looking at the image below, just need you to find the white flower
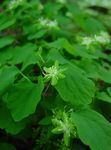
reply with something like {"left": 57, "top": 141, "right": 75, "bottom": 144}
{"left": 38, "top": 17, "right": 48, "bottom": 27}
{"left": 80, "top": 31, "right": 110, "bottom": 49}
{"left": 38, "top": 17, "right": 58, "bottom": 29}
{"left": 81, "top": 36, "right": 94, "bottom": 48}
{"left": 94, "top": 31, "right": 110, "bottom": 45}
{"left": 47, "top": 20, "right": 58, "bottom": 28}
{"left": 43, "top": 61, "right": 66, "bottom": 85}
{"left": 52, "top": 110, "right": 76, "bottom": 146}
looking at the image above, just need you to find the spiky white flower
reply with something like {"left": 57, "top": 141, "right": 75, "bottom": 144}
{"left": 38, "top": 17, "right": 48, "bottom": 27}
{"left": 81, "top": 36, "right": 94, "bottom": 48}
{"left": 94, "top": 31, "right": 110, "bottom": 45}
{"left": 52, "top": 110, "right": 76, "bottom": 146}
{"left": 47, "top": 20, "right": 58, "bottom": 28}
{"left": 43, "top": 61, "right": 66, "bottom": 85}
{"left": 38, "top": 17, "right": 58, "bottom": 29}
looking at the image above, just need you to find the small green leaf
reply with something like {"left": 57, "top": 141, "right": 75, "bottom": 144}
{"left": 96, "top": 91, "right": 111, "bottom": 103}
{"left": 28, "top": 29, "right": 47, "bottom": 40}
{"left": 49, "top": 38, "right": 78, "bottom": 56}
{"left": 39, "top": 116, "right": 52, "bottom": 125}
{"left": 98, "top": 67, "right": 111, "bottom": 83}
{"left": 0, "top": 66, "right": 19, "bottom": 96}
{"left": 0, "top": 17, "right": 16, "bottom": 31}
{"left": 0, "top": 36, "right": 14, "bottom": 49}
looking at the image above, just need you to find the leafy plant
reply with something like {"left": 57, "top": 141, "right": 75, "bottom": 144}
{"left": 0, "top": 0, "right": 111, "bottom": 149}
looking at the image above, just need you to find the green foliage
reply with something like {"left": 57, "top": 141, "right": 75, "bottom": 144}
{"left": 72, "top": 109, "right": 111, "bottom": 150}
{"left": 0, "top": 0, "right": 111, "bottom": 149}
{"left": 0, "top": 143, "right": 16, "bottom": 150}
{"left": 4, "top": 76, "right": 44, "bottom": 121}
{"left": 55, "top": 63, "right": 95, "bottom": 106}
{"left": 0, "top": 104, "right": 26, "bottom": 134}
{"left": 0, "top": 66, "right": 19, "bottom": 96}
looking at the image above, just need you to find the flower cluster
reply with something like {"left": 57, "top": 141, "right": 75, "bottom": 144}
{"left": 94, "top": 31, "right": 110, "bottom": 44}
{"left": 81, "top": 31, "right": 110, "bottom": 48}
{"left": 43, "top": 61, "right": 66, "bottom": 86}
{"left": 38, "top": 17, "right": 59, "bottom": 29}
{"left": 81, "top": 36, "right": 94, "bottom": 48}
{"left": 52, "top": 110, "right": 76, "bottom": 146}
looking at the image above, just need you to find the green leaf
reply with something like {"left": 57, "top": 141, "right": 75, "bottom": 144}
{"left": 0, "top": 17, "right": 16, "bottom": 31}
{"left": 55, "top": 63, "right": 95, "bottom": 106}
{"left": 28, "top": 29, "right": 47, "bottom": 40}
{"left": 0, "top": 66, "right": 19, "bottom": 96}
{"left": 0, "top": 36, "right": 14, "bottom": 49}
{"left": 0, "top": 43, "right": 38, "bottom": 68}
{"left": 4, "top": 76, "right": 44, "bottom": 121}
{"left": 71, "top": 109, "right": 111, "bottom": 150}
{"left": 73, "top": 44, "right": 98, "bottom": 59}
{"left": 39, "top": 116, "right": 52, "bottom": 125}
{"left": 107, "top": 87, "right": 111, "bottom": 96}
{"left": 84, "top": 17, "right": 106, "bottom": 34}
{"left": 79, "top": 62, "right": 111, "bottom": 83}
{"left": 49, "top": 39, "right": 97, "bottom": 59}
{"left": 47, "top": 48, "right": 67, "bottom": 64}
{"left": 44, "top": 2, "right": 62, "bottom": 16}
{"left": 96, "top": 91, "right": 111, "bottom": 103}
{"left": 0, "top": 105, "right": 26, "bottom": 134}
{"left": 98, "top": 67, "right": 111, "bottom": 83}
{"left": 49, "top": 38, "right": 78, "bottom": 56}
{"left": 68, "top": 4, "right": 105, "bottom": 33}
{"left": 9, "top": 43, "right": 37, "bottom": 64}
{"left": 0, "top": 143, "right": 16, "bottom": 150}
